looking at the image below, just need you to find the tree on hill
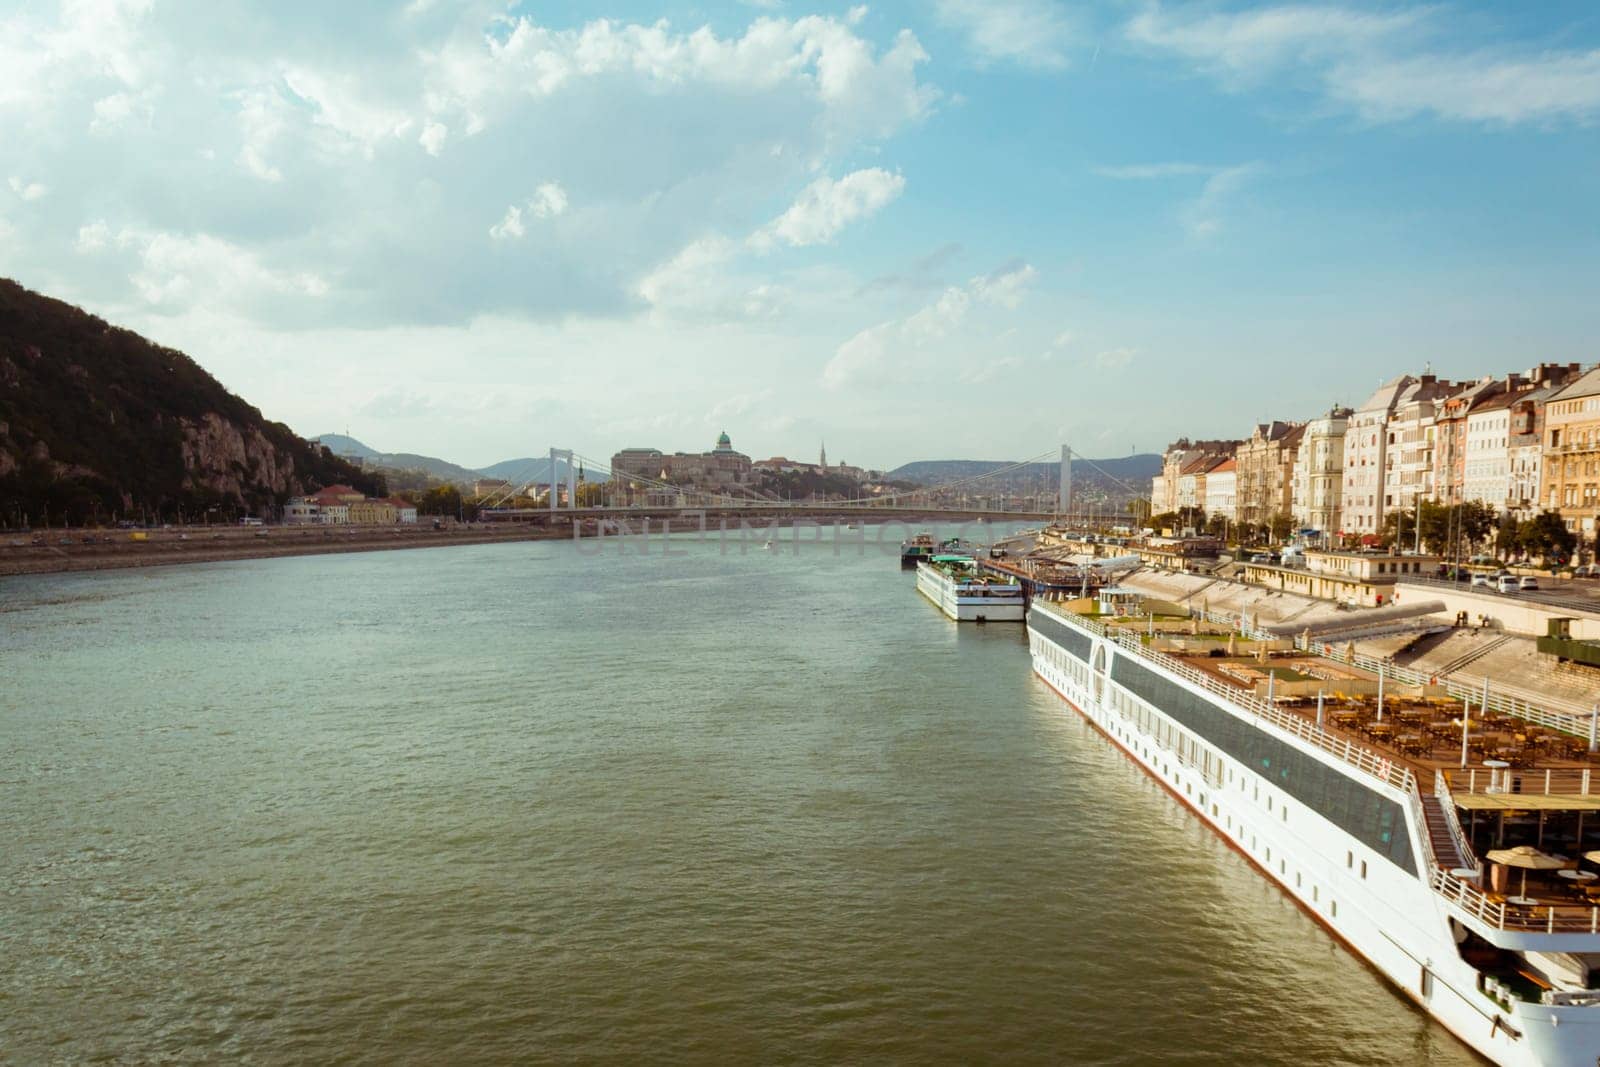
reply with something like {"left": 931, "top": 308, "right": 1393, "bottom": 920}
{"left": 0, "top": 279, "right": 380, "bottom": 526}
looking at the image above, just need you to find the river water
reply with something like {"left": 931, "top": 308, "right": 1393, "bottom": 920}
{"left": 1, "top": 529, "right": 1477, "bottom": 1064}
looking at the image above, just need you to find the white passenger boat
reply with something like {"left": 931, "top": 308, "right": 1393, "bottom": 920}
{"left": 916, "top": 555, "right": 1025, "bottom": 622}
{"left": 1027, "top": 600, "right": 1600, "bottom": 1065}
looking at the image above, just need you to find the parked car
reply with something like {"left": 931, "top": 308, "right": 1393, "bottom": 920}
{"left": 1575, "top": 564, "right": 1599, "bottom": 578}
{"left": 1497, "top": 574, "right": 1520, "bottom": 594}
{"left": 1471, "top": 573, "right": 1493, "bottom": 588}
{"left": 1519, "top": 575, "right": 1540, "bottom": 591}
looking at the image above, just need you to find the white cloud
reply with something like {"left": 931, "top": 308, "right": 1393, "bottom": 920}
{"left": 89, "top": 90, "right": 152, "bottom": 132}
{"left": 76, "top": 223, "right": 328, "bottom": 310}
{"left": 709, "top": 389, "right": 773, "bottom": 421}
{"left": 489, "top": 204, "right": 525, "bottom": 241}
{"left": 489, "top": 182, "right": 568, "bottom": 241}
{"left": 1181, "top": 163, "right": 1260, "bottom": 239}
{"left": 636, "top": 235, "right": 788, "bottom": 320}
{"left": 971, "top": 262, "right": 1037, "bottom": 309}
{"left": 421, "top": 13, "right": 937, "bottom": 142}
{"left": 1093, "top": 162, "right": 1213, "bottom": 180}
{"left": 755, "top": 167, "right": 905, "bottom": 248}
{"left": 936, "top": 0, "right": 1073, "bottom": 71}
{"left": 1127, "top": 5, "right": 1600, "bottom": 126}
{"left": 1125, "top": 5, "right": 1418, "bottom": 82}
{"left": 1094, "top": 160, "right": 1261, "bottom": 238}
{"left": 281, "top": 67, "right": 414, "bottom": 155}
{"left": 418, "top": 121, "right": 448, "bottom": 155}
{"left": 234, "top": 85, "right": 288, "bottom": 182}
{"left": 1094, "top": 347, "right": 1136, "bottom": 369}
{"left": 8, "top": 176, "right": 48, "bottom": 201}
{"left": 822, "top": 262, "right": 1036, "bottom": 389}
{"left": 75, "top": 219, "right": 112, "bottom": 251}
{"left": 528, "top": 182, "right": 568, "bottom": 219}
{"left": 1329, "top": 50, "right": 1600, "bottom": 125}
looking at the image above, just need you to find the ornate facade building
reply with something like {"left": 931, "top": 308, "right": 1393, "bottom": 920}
{"left": 1291, "top": 407, "right": 1350, "bottom": 535}
{"left": 610, "top": 432, "right": 753, "bottom": 494}
{"left": 1544, "top": 367, "right": 1600, "bottom": 541}
{"left": 1234, "top": 421, "right": 1304, "bottom": 528}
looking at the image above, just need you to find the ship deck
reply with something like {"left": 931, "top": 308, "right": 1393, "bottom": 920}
{"left": 1096, "top": 614, "right": 1600, "bottom": 914}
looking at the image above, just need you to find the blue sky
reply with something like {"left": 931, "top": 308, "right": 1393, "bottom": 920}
{"left": 2, "top": 1, "right": 1597, "bottom": 469}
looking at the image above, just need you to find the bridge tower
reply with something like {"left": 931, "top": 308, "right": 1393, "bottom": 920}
{"left": 549, "top": 448, "right": 576, "bottom": 512}
{"left": 1059, "top": 445, "right": 1071, "bottom": 518}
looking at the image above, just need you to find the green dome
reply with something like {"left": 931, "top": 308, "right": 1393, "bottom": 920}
{"left": 715, "top": 431, "right": 732, "bottom": 450}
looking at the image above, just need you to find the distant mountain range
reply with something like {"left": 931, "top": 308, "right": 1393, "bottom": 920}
{"left": 314, "top": 434, "right": 592, "bottom": 487}
{"left": 315, "top": 435, "right": 1160, "bottom": 499}
{"left": 886, "top": 455, "right": 1160, "bottom": 497}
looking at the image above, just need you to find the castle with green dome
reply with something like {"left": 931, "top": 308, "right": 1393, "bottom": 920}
{"left": 610, "top": 430, "right": 752, "bottom": 501}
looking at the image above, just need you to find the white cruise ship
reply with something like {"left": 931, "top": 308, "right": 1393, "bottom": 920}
{"left": 1027, "top": 599, "right": 1600, "bottom": 1065}
{"left": 915, "top": 555, "right": 1025, "bottom": 622}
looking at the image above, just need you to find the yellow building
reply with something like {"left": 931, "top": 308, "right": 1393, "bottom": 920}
{"left": 1543, "top": 367, "right": 1600, "bottom": 540}
{"left": 347, "top": 498, "right": 398, "bottom": 525}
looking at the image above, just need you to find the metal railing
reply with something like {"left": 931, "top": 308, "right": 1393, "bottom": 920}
{"left": 1430, "top": 867, "right": 1600, "bottom": 934}
{"left": 1444, "top": 766, "right": 1597, "bottom": 797}
{"left": 1304, "top": 637, "right": 1597, "bottom": 736}
{"left": 1405, "top": 776, "right": 1440, "bottom": 872}
{"left": 1035, "top": 605, "right": 1416, "bottom": 793}
{"left": 1434, "top": 771, "right": 1481, "bottom": 877}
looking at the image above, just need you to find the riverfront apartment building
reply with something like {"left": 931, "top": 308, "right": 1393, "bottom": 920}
{"left": 1291, "top": 408, "right": 1350, "bottom": 535}
{"left": 1151, "top": 361, "right": 1595, "bottom": 549}
{"left": 1235, "top": 421, "right": 1304, "bottom": 527}
{"left": 1544, "top": 366, "right": 1600, "bottom": 539}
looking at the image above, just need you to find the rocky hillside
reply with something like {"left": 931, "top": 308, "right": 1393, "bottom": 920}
{"left": 0, "top": 279, "right": 382, "bottom": 525}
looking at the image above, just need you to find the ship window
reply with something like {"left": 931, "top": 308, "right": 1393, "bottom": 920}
{"left": 1280, "top": 860, "right": 1286, "bottom": 875}
{"left": 1111, "top": 655, "right": 1418, "bottom": 876}
{"left": 1313, "top": 887, "right": 1319, "bottom": 902}
{"left": 1296, "top": 872, "right": 1302, "bottom": 889}
{"left": 1331, "top": 900, "right": 1338, "bottom": 918}
{"left": 1266, "top": 846, "right": 1271, "bottom": 862}
{"left": 1346, "top": 851, "right": 1352, "bottom": 868}
{"left": 1267, "top": 796, "right": 1273, "bottom": 811}
{"left": 1361, "top": 860, "right": 1367, "bottom": 879}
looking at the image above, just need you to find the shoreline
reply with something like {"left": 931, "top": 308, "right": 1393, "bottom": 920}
{"left": 1, "top": 514, "right": 983, "bottom": 578}
{"left": 0, "top": 524, "right": 569, "bottom": 578}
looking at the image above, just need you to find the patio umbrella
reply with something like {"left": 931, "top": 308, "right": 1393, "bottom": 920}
{"left": 1486, "top": 845, "right": 1567, "bottom": 899}
{"left": 1584, "top": 850, "right": 1600, "bottom": 865}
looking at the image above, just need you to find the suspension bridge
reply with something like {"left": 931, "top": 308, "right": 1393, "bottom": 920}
{"left": 471, "top": 445, "right": 1146, "bottom": 527}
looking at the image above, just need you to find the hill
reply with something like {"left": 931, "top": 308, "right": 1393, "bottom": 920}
{"left": 309, "top": 437, "right": 599, "bottom": 491}
{"left": 312, "top": 433, "right": 482, "bottom": 484}
{"left": 477, "top": 455, "right": 595, "bottom": 485}
{"left": 887, "top": 454, "right": 1160, "bottom": 505}
{"left": 0, "top": 279, "right": 382, "bottom": 525}
{"left": 886, "top": 454, "right": 1160, "bottom": 499}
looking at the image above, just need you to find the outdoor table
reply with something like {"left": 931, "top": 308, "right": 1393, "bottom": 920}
{"left": 1559, "top": 870, "right": 1598, "bottom": 883}
{"left": 1506, "top": 895, "right": 1539, "bottom": 906}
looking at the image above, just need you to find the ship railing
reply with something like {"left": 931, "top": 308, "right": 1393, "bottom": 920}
{"left": 1042, "top": 607, "right": 1416, "bottom": 794}
{"left": 1442, "top": 766, "right": 1600, "bottom": 797}
{"left": 1429, "top": 867, "right": 1600, "bottom": 934}
{"left": 1404, "top": 776, "right": 1441, "bottom": 873}
{"left": 1434, "top": 771, "right": 1482, "bottom": 879}
{"left": 1305, "top": 637, "right": 1596, "bottom": 733}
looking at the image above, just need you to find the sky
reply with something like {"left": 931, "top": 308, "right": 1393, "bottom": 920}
{"left": 2, "top": 0, "right": 1598, "bottom": 471}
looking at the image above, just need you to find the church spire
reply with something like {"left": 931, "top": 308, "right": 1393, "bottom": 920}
{"left": 819, "top": 440, "right": 827, "bottom": 468}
